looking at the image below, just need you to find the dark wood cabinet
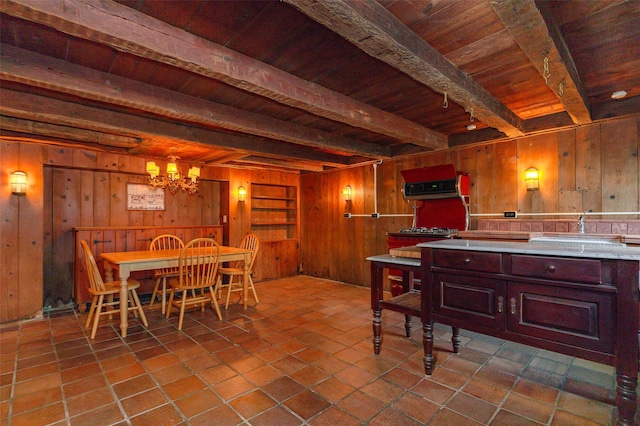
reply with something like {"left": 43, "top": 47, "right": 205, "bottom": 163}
{"left": 422, "top": 242, "right": 639, "bottom": 425}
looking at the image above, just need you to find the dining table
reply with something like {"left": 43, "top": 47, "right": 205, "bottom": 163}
{"left": 100, "top": 246, "right": 252, "bottom": 337}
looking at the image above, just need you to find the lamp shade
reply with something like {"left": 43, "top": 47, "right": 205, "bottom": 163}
{"left": 525, "top": 167, "right": 539, "bottom": 190}
{"left": 166, "top": 161, "right": 178, "bottom": 175}
{"left": 342, "top": 185, "right": 352, "bottom": 201}
{"left": 10, "top": 171, "right": 27, "bottom": 194}
{"left": 238, "top": 186, "right": 247, "bottom": 201}
{"left": 146, "top": 161, "right": 158, "bottom": 177}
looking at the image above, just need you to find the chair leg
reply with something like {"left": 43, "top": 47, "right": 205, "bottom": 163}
{"left": 91, "top": 295, "right": 105, "bottom": 339}
{"left": 224, "top": 275, "right": 238, "bottom": 309}
{"left": 128, "top": 289, "right": 139, "bottom": 319}
{"left": 177, "top": 294, "right": 187, "bottom": 330}
{"left": 166, "top": 289, "right": 175, "bottom": 319}
{"left": 248, "top": 275, "right": 259, "bottom": 304}
{"left": 214, "top": 275, "right": 223, "bottom": 299}
{"left": 130, "top": 289, "right": 148, "bottom": 327}
{"left": 149, "top": 276, "right": 162, "bottom": 308}
{"left": 208, "top": 285, "right": 222, "bottom": 320}
{"left": 85, "top": 296, "right": 98, "bottom": 329}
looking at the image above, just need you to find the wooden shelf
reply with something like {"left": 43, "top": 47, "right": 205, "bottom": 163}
{"left": 251, "top": 183, "right": 298, "bottom": 241}
{"left": 251, "top": 195, "right": 296, "bottom": 201}
{"left": 252, "top": 222, "right": 297, "bottom": 226}
{"left": 252, "top": 206, "right": 297, "bottom": 210}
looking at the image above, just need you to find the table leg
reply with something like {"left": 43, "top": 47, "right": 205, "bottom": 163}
{"left": 373, "top": 308, "right": 382, "bottom": 354}
{"left": 104, "top": 260, "right": 131, "bottom": 338}
{"left": 370, "top": 262, "right": 384, "bottom": 354}
{"left": 423, "top": 320, "right": 435, "bottom": 375}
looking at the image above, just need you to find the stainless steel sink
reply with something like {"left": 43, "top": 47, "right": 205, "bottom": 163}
{"left": 529, "top": 236, "right": 627, "bottom": 247}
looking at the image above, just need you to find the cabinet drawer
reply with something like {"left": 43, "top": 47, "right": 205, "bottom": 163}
{"left": 433, "top": 250, "right": 502, "bottom": 273}
{"left": 511, "top": 255, "right": 601, "bottom": 284}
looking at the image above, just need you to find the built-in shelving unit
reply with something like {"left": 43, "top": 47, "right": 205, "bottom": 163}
{"left": 251, "top": 183, "right": 298, "bottom": 241}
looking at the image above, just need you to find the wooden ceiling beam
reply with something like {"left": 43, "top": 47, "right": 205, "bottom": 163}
{"left": 0, "top": 46, "right": 389, "bottom": 160}
{"left": 285, "top": 0, "right": 525, "bottom": 138}
{"left": 0, "top": 115, "right": 140, "bottom": 148}
{"left": 491, "top": 0, "right": 591, "bottom": 124}
{"left": 0, "top": 88, "right": 354, "bottom": 167}
{"left": 232, "top": 156, "right": 325, "bottom": 173}
{"left": 1, "top": 0, "right": 446, "bottom": 150}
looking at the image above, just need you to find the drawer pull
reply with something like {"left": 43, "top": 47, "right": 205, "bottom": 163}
{"left": 547, "top": 265, "right": 556, "bottom": 272}
{"left": 498, "top": 296, "right": 504, "bottom": 313}
{"left": 510, "top": 298, "right": 516, "bottom": 315}
{"left": 464, "top": 258, "right": 471, "bottom": 264}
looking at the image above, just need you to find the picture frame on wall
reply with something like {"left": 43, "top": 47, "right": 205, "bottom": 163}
{"left": 126, "top": 183, "right": 165, "bottom": 211}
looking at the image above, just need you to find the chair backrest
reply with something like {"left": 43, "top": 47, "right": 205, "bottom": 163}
{"left": 241, "top": 233, "right": 260, "bottom": 271}
{"left": 80, "top": 240, "right": 107, "bottom": 292}
{"left": 150, "top": 234, "right": 184, "bottom": 274}
{"left": 228, "top": 233, "right": 260, "bottom": 270}
{"left": 178, "top": 238, "right": 220, "bottom": 289}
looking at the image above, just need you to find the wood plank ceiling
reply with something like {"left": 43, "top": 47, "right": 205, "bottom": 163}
{"left": 1, "top": 0, "right": 639, "bottom": 173}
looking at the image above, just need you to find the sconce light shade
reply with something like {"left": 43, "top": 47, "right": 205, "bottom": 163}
{"left": 342, "top": 185, "right": 352, "bottom": 201}
{"left": 238, "top": 185, "right": 247, "bottom": 202}
{"left": 10, "top": 171, "right": 27, "bottom": 195}
{"left": 525, "top": 167, "right": 539, "bottom": 191}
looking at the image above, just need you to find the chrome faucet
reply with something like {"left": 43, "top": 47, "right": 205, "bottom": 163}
{"left": 578, "top": 214, "right": 585, "bottom": 234}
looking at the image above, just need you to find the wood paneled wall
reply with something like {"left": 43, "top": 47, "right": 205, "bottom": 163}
{"left": 0, "top": 142, "right": 300, "bottom": 322}
{"left": 301, "top": 116, "right": 640, "bottom": 289}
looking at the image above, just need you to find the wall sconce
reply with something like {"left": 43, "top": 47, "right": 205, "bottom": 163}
{"left": 10, "top": 171, "right": 27, "bottom": 195}
{"left": 525, "top": 167, "right": 539, "bottom": 191}
{"left": 238, "top": 186, "right": 247, "bottom": 202}
{"left": 342, "top": 185, "right": 352, "bottom": 201}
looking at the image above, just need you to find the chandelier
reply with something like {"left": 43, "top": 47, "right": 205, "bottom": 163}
{"left": 146, "top": 151, "right": 200, "bottom": 195}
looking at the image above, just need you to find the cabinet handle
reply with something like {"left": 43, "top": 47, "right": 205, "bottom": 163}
{"left": 547, "top": 264, "right": 556, "bottom": 272}
{"left": 498, "top": 296, "right": 504, "bottom": 313}
{"left": 464, "top": 258, "right": 471, "bottom": 264}
{"left": 510, "top": 298, "right": 516, "bottom": 315}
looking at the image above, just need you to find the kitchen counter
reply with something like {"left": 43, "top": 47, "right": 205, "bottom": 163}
{"left": 417, "top": 238, "right": 640, "bottom": 260}
{"left": 418, "top": 238, "right": 640, "bottom": 425}
{"left": 456, "top": 230, "right": 640, "bottom": 246}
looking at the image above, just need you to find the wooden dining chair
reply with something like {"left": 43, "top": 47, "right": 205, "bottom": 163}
{"left": 166, "top": 238, "right": 222, "bottom": 330}
{"left": 149, "top": 234, "right": 184, "bottom": 313}
{"left": 216, "top": 233, "right": 260, "bottom": 309}
{"left": 80, "top": 240, "right": 148, "bottom": 339}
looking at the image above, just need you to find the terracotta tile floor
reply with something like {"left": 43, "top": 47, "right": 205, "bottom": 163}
{"left": 1, "top": 276, "right": 637, "bottom": 425}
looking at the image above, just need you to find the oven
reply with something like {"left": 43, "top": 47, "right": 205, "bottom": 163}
{"left": 387, "top": 164, "right": 470, "bottom": 294}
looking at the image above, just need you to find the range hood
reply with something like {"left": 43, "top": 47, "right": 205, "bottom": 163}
{"left": 401, "top": 164, "right": 470, "bottom": 200}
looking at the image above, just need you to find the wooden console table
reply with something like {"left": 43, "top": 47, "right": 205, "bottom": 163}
{"left": 367, "top": 254, "right": 460, "bottom": 356}
{"left": 419, "top": 239, "right": 640, "bottom": 426}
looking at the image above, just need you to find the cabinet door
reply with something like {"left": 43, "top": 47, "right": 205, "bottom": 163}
{"left": 433, "top": 273, "right": 505, "bottom": 329}
{"left": 254, "top": 239, "right": 300, "bottom": 282}
{"left": 507, "top": 282, "right": 615, "bottom": 354}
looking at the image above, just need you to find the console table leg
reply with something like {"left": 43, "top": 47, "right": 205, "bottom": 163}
{"left": 451, "top": 327, "right": 461, "bottom": 353}
{"left": 615, "top": 373, "right": 637, "bottom": 425}
{"left": 423, "top": 321, "right": 434, "bottom": 375}
{"left": 404, "top": 314, "right": 412, "bottom": 337}
{"left": 373, "top": 308, "right": 382, "bottom": 355}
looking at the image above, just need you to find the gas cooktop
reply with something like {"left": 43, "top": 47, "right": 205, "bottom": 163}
{"left": 397, "top": 227, "right": 458, "bottom": 235}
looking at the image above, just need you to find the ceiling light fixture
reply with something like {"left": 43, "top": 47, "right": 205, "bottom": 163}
{"left": 611, "top": 90, "right": 627, "bottom": 100}
{"left": 146, "top": 149, "right": 200, "bottom": 194}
